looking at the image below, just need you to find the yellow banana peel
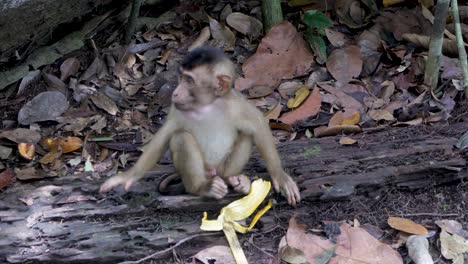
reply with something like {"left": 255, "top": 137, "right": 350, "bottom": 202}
{"left": 200, "top": 179, "right": 273, "bottom": 264}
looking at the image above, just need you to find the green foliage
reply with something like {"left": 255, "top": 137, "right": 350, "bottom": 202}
{"left": 302, "top": 10, "right": 331, "bottom": 63}
{"left": 306, "top": 30, "right": 327, "bottom": 64}
{"left": 303, "top": 10, "right": 332, "bottom": 29}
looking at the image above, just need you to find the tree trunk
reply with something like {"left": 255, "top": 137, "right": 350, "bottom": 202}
{"left": 0, "top": 0, "right": 120, "bottom": 62}
{"left": 0, "top": 122, "right": 466, "bottom": 263}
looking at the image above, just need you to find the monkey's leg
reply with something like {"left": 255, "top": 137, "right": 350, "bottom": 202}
{"left": 170, "top": 132, "right": 228, "bottom": 199}
{"left": 223, "top": 134, "right": 253, "bottom": 194}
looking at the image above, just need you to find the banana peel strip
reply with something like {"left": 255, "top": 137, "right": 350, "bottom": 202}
{"left": 200, "top": 179, "right": 273, "bottom": 264}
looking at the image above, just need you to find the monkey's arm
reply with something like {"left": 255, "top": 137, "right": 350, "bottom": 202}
{"left": 236, "top": 100, "right": 301, "bottom": 206}
{"left": 100, "top": 111, "right": 178, "bottom": 193}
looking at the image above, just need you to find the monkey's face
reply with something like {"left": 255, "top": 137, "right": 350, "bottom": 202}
{"left": 172, "top": 67, "right": 218, "bottom": 111}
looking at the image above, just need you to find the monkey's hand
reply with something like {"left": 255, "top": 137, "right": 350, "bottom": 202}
{"left": 99, "top": 172, "right": 140, "bottom": 193}
{"left": 272, "top": 172, "right": 301, "bottom": 206}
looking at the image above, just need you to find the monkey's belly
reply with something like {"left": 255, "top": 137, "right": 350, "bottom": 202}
{"left": 192, "top": 127, "right": 236, "bottom": 167}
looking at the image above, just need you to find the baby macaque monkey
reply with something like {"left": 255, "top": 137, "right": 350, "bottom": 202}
{"left": 100, "top": 46, "right": 301, "bottom": 206}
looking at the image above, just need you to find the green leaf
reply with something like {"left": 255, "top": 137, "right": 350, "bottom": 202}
{"left": 288, "top": 0, "right": 317, "bottom": 7}
{"left": 303, "top": 10, "right": 332, "bottom": 29}
{"left": 306, "top": 31, "right": 327, "bottom": 64}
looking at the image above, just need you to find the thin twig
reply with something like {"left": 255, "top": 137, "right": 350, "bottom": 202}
{"left": 118, "top": 232, "right": 217, "bottom": 264}
{"left": 246, "top": 238, "right": 275, "bottom": 258}
{"left": 400, "top": 213, "right": 459, "bottom": 217}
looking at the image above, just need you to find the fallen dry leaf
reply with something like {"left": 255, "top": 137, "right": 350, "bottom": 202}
{"left": 387, "top": 217, "right": 428, "bottom": 235}
{"left": 0, "top": 128, "right": 41, "bottom": 144}
{"left": 280, "top": 86, "right": 321, "bottom": 125}
{"left": 339, "top": 137, "right": 357, "bottom": 145}
{"left": 18, "top": 143, "right": 35, "bottom": 160}
{"left": 42, "top": 72, "right": 67, "bottom": 94}
{"left": 440, "top": 230, "right": 468, "bottom": 264}
{"left": 330, "top": 223, "right": 403, "bottom": 263}
{"left": 369, "top": 109, "right": 395, "bottom": 121}
{"left": 15, "top": 167, "right": 48, "bottom": 180}
{"left": 280, "top": 217, "right": 335, "bottom": 263}
{"left": 226, "top": 12, "right": 262, "bottom": 39}
{"left": 0, "top": 145, "right": 12, "bottom": 159}
{"left": 319, "top": 83, "right": 363, "bottom": 111}
{"left": 188, "top": 27, "right": 211, "bottom": 51}
{"left": 193, "top": 245, "right": 236, "bottom": 264}
{"left": 326, "top": 45, "right": 363, "bottom": 83}
{"left": 286, "top": 85, "right": 310, "bottom": 109}
{"left": 90, "top": 92, "right": 119, "bottom": 115}
{"left": 278, "top": 81, "right": 303, "bottom": 99}
{"left": 0, "top": 168, "right": 14, "bottom": 189}
{"left": 17, "top": 70, "right": 41, "bottom": 96}
{"left": 265, "top": 102, "right": 282, "bottom": 120}
{"left": 209, "top": 16, "right": 236, "bottom": 51}
{"left": 235, "top": 21, "right": 314, "bottom": 91}
{"left": 246, "top": 85, "right": 274, "bottom": 98}
{"left": 44, "top": 137, "right": 83, "bottom": 153}
{"left": 39, "top": 150, "right": 62, "bottom": 165}
{"left": 329, "top": 110, "right": 360, "bottom": 126}
{"left": 436, "top": 220, "right": 468, "bottom": 240}
{"left": 325, "top": 28, "right": 349, "bottom": 48}
{"left": 18, "top": 91, "right": 69, "bottom": 125}
{"left": 314, "top": 125, "right": 362, "bottom": 137}
{"left": 60, "top": 57, "right": 80, "bottom": 80}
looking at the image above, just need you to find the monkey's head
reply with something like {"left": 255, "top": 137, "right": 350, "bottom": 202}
{"left": 172, "top": 46, "right": 235, "bottom": 111}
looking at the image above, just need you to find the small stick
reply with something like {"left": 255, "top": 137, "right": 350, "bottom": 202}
{"left": 125, "top": 0, "right": 143, "bottom": 44}
{"left": 118, "top": 233, "right": 216, "bottom": 264}
{"left": 401, "top": 213, "right": 459, "bottom": 217}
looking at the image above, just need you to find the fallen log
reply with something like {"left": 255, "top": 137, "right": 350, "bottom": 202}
{"left": 0, "top": 123, "right": 466, "bottom": 263}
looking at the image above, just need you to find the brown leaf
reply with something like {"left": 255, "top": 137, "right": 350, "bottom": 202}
{"left": 368, "top": 109, "right": 395, "bottom": 121}
{"left": 280, "top": 217, "right": 335, "bottom": 263}
{"left": 42, "top": 72, "right": 67, "bottom": 94}
{"left": 330, "top": 223, "right": 403, "bottom": 263}
{"left": 319, "top": 83, "right": 363, "bottom": 110}
{"left": 18, "top": 91, "right": 69, "bottom": 125}
{"left": 339, "top": 136, "right": 357, "bottom": 145}
{"left": 193, "top": 245, "right": 236, "bottom": 264}
{"left": 265, "top": 103, "right": 282, "bottom": 120}
{"left": 209, "top": 16, "right": 236, "bottom": 51}
{"left": 235, "top": 21, "right": 314, "bottom": 91}
{"left": 314, "top": 125, "right": 362, "bottom": 137}
{"left": 226, "top": 12, "right": 263, "bottom": 38}
{"left": 18, "top": 143, "right": 35, "bottom": 160}
{"left": 39, "top": 150, "right": 62, "bottom": 165}
{"left": 0, "top": 128, "right": 41, "bottom": 144}
{"left": 17, "top": 70, "right": 41, "bottom": 96}
{"left": 387, "top": 217, "right": 429, "bottom": 235}
{"left": 325, "top": 28, "right": 349, "bottom": 47}
{"left": 15, "top": 167, "right": 48, "bottom": 180}
{"left": 188, "top": 27, "right": 211, "bottom": 51}
{"left": 157, "top": 49, "right": 173, "bottom": 65}
{"left": 279, "top": 86, "right": 321, "bottom": 125}
{"left": 0, "top": 168, "right": 14, "bottom": 189}
{"left": 90, "top": 92, "right": 119, "bottom": 115}
{"left": 60, "top": 57, "right": 80, "bottom": 81}
{"left": 278, "top": 81, "right": 303, "bottom": 99}
{"left": 286, "top": 85, "right": 310, "bottom": 108}
{"left": 326, "top": 45, "right": 363, "bottom": 82}
{"left": 43, "top": 137, "right": 83, "bottom": 153}
{"left": 246, "top": 86, "right": 274, "bottom": 98}
{"left": 329, "top": 110, "right": 360, "bottom": 126}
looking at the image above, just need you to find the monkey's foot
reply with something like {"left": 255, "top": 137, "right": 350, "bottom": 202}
{"left": 203, "top": 176, "right": 228, "bottom": 199}
{"left": 228, "top": 174, "right": 251, "bottom": 194}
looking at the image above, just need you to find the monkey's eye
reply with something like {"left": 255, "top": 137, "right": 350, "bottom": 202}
{"left": 185, "top": 76, "right": 195, "bottom": 84}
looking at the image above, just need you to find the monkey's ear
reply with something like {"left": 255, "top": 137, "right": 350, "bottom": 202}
{"left": 215, "top": 75, "right": 232, "bottom": 96}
